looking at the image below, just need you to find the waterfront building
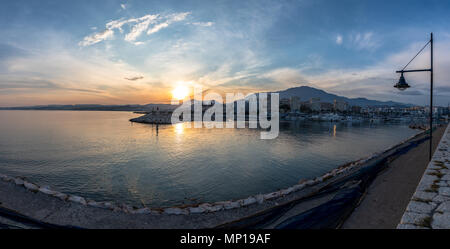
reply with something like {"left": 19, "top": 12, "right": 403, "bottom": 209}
{"left": 290, "top": 96, "right": 301, "bottom": 112}
{"left": 334, "top": 100, "right": 349, "bottom": 112}
{"left": 310, "top": 98, "right": 321, "bottom": 112}
{"left": 351, "top": 106, "right": 362, "bottom": 114}
{"left": 320, "top": 102, "right": 334, "bottom": 112}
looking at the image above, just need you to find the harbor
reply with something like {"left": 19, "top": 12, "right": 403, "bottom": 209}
{"left": 0, "top": 123, "right": 447, "bottom": 228}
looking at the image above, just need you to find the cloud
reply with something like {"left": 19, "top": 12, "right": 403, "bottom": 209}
{"left": 80, "top": 12, "right": 191, "bottom": 46}
{"left": 349, "top": 32, "right": 380, "bottom": 51}
{"left": 78, "top": 29, "right": 114, "bottom": 47}
{"left": 147, "top": 12, "right": 190, "bottom": 35}
{"left": 191, "top": 22, "right": 214, "bottom": 27}
{"left": 125, "top": 76, "right": 144, "bottom": 81}
{"left": 121, "top": 4, "right": 127, "bottom": 10}
{"left": 125, "top": 15, "right": 158, "bottom": 41}
{"left": 147, "top": 22, "right": 170, "bottom": 35}
{"left": 335, "top": 32, "right": 380, "bottom": 51}
{"left": 336, "top": 35, "right": 343, "bottom": 45}
{"left": 0, "top": 39, "right": 158, "bottom": 106}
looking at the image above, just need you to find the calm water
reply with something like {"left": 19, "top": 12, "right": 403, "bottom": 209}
{"left": 0, "top": 110, "right": 419, "bottom": 207}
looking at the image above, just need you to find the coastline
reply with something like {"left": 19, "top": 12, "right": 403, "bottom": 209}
{"left": 0, "top": 125, "right": 442, "bottom": 228}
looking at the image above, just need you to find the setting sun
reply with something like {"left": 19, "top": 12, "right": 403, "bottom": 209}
{"left": 172, "top": 85, "right": 190, "bottom": 100}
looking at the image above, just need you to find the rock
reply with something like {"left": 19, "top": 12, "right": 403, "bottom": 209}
{"left": 68, "top": 195, "right": 87, "bottom": 205}
{"left": 314, "top": 176, "right": 324, "bottom": 183}
{"left": 38, "top": 186, "right": 57, "bottom": 195}
{"left": 413, "top": 191, "right": 437, "bottom": 201}
{"left": 150, "top": 209, "right": 162, "bottom": 215}
{"left": 133, "top": 208, "right": 151, "bottom": 214}
{"left": 436, "top": 181, "right": 449, "bottom": 187}
{"left": 263, "top": 191, "right": 281, "bottom": 200}
{"left": 431, "top": 212, "right": 450, "bottom": 229}
{"left": 163, "top": 207, "right": 189, "bottom": 215}
{"left": 305, "top": 179, "right": 316, "bottom": 186}
{"left": 14, "top": 178, "right": 24, "bottom": 186}
{"left": 241, "top": 197, "right": 257, "bottom": 207}
{"left": 119, "top": 204, "right": 136, "bottom": 213}
{"left": 418, "top": 174, "right": 439, "bottom": 188}
{"left": 87, "top": 200, "right": 104, "bottom": 208}
{"left": 53, "top": 192, "right": 68, "bottom": 201}
{"left": 112, "top": 206, "right": 122, "bottom": 212}
{"left": 223, "top": 201, "right": 240, "bottom": 210}
{"left": 188, "top": 206, "right": 206, "bottom": 214}
{"left": 432, "top": 195, "right": 450, "bottom": 204}
{"left": 97, "top": 201, "right": 115, "bottom": 209}
{"left": 292, "top": 184, "right": 306, "bottom": 192}
{"left": 436, "top": 201, "right": 450, "bottom": 213}
{"left": 298, "top": 179, "right": 308, "bottom": 184}
{"left": 439, "top": 187, "right": 450, "bottom": 197}
{"left": 397, "top": 223, "right": 429, "bottom": 229}
{"left": 400, "top": 212, "right": 430, "bottom": 225}
{"left": 206, "top": 204, "right": 223, "bottom": 212}
{"left": 406, "top": 201, "right": 436, "bottom": 214}
{"left": 255, "top": 194, "right": 264, "bottom": 204}
{"left": 1, "top": 175, "right": 13, "bottom": 182}
{"left": 281, "top": 187, "right": 294, "bottom": 196}
{"left": 199, "top": 203, "right": 212, "bottom": 209}
{"left": 23, "top": 181, "right": 39, "bottom": 192}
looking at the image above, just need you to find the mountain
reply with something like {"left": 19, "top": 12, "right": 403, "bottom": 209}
{"left": 0, "top": 86, "right": 411, "bottom": 110}
{"left": 275, "top": 86, "right": 411, "bottom": 107}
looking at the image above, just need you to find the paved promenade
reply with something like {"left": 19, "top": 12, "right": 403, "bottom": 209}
{"left": 398, "top": 123, "right": 450, "bottom": 229}
{"left": 342, "top": 124, "right": 447, "bottom": 229}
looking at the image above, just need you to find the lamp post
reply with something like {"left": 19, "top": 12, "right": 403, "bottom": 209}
{"left": 394, "top": 33, "right": 433, "bottom": 161}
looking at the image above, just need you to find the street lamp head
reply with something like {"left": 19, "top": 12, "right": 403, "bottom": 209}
{"left": 394, "top": 73, "right": 410, "bottom": 91}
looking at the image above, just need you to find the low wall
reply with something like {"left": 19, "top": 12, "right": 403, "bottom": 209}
{"left": 398, "top": 123, "right": 450, "bottom": 229}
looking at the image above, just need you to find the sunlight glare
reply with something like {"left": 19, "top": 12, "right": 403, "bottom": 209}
{"left": 172, "top": 85, "right": 190, "bottom": 100}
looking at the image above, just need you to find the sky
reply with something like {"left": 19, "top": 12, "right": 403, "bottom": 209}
{"left": 0, "top": 0, "right": 449, "bottom": 107}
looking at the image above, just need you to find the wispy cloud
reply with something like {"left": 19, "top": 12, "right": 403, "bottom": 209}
{"left": 351, "top": 32, "right": 380, "bottom": 51}
{"left": 120, "top": 4, "right": 127, "bottom": 10}
{"left": 191, "top": 22, "right": 214, "bottom": 27}
{"left": 79, "top": 12, "right": 192, "bottom": 46}
{"left": 147, "top": 12, "right": 190, "bottom": 35}
{"left": 125, "top": 15, "right": 158, "bottom": 41}
{"left": 125, "top": 76, "right": 144, "bottom": 81}
{"left": 78, "top": 29, "right": 114, "bottom": 47}
{"left": 335, "top": 32, "right": 380, "bottom": 51}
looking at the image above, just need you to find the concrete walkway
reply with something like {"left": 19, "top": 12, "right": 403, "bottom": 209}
{"left": 398, "top": 124, "right": 450, "bottom": 229}
{"left": 342, "top": 124, "right": 448, "bottom": 229}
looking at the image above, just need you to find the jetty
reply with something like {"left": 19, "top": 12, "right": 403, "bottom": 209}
{"left": 130, "top": 107, "right": 174, "bottom": 124}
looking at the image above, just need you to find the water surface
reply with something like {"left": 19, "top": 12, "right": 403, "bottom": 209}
{"left": 0, "top": 111, "right": 419, "bottom": 207}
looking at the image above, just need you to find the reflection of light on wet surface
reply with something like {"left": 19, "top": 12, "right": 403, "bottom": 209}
{"left": 333, "top": 125, "right": 337, "bottom": 137}
{"left": 174, "top": 123, "right": 184, "bottom": 135}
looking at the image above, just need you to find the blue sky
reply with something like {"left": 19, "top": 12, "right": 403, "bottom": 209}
{"left": 0, "top": 0, "right": 449, "bottom": 106}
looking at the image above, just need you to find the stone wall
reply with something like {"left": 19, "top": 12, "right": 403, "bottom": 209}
{"left": 398, "top": 123, "right": 450, "bottom": 229}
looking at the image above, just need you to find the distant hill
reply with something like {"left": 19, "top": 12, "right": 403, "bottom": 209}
{"left": 0, "top": 86, "right": 412, "bottom": 110}
{"left": 0, "top": 104, "right": 149, "bottom": 111}
{"left": 275, "top": 86, "right": 411, "bottom": 107}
